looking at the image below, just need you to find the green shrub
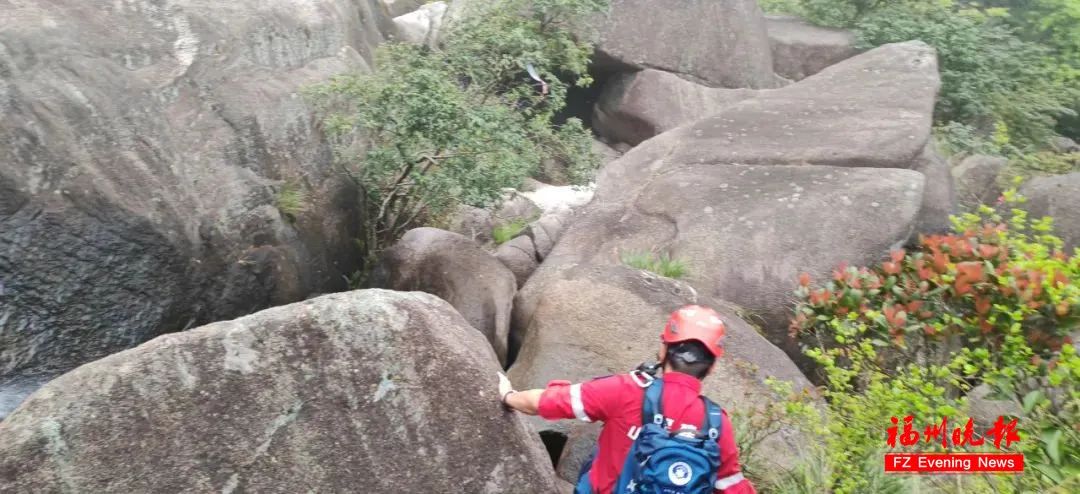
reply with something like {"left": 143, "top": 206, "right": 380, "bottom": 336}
{"left": 769, "top": 1, "right": 1078, "bottom": 151}
{"left": 620, "top": 250, "right": 688, "bottom": 279}
{"left": 308, "top": 0, "right": 606, "bottom": 270}
{"left": 492, "top": 219, "right": 530, "bottom": 245}
{"left": 855, "top": 3, "right": 1070, "bottom": 148}
{"left": 1000, "top": 151, "right": 1080, "bottom": 185}
{"left": 785, "top": 191, "right": 1080, "bottom": 493}
{"left": 275, "top": 183, "right": 309, "bottom": 221}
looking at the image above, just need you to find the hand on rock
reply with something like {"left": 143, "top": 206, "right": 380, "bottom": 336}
{"left": 498, "top": 372, "right": 515, "bottom": 405}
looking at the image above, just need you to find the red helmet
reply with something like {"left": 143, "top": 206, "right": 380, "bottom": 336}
{"left": 661, "top": 305, "right": 726, "bottom": 358}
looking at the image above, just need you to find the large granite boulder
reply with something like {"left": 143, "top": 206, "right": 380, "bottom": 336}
{"left": 371, "top": 228, "right": 517, "bottom": 364}
{"left": 594, "top": 42, "right": 940, "bottom": 201}
{"left": 508, "top": 264, "right": 814, "bottom": 479}
{"left": 1020, "top": 173, "right": 1080, "bottom": 251}
{"left": 527, "top": 42, "right": 941, "bottom": 365}
{"left": 593, "top": 69, "right": 757, "bottom": 146}
{"left": 590, "top": 0, "right": 776, "bottom": 89}
{"left": 537, "top": 165, "right": 925, "bottom": 359}
{"left": 0, "top": 290, "right": 557, "bottom": 492}
{"left": 0, "top": 0, "right": 393, "bottom": 389}
{"left": 766, "top": 15, "right": 858, "bottom": 81}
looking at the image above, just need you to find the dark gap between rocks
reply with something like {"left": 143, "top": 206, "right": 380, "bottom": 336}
{"left": 539, "top": 430, "right": 569, "bottom": 468}
{"left": 553, "top": 65, "right": 612, "bottom": 129}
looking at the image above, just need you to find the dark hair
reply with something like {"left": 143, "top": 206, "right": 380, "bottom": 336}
{"left": 665, "top": 341, "right": 715, "bottom": 379}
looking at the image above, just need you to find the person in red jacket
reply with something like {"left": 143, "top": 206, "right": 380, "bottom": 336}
{"left": 498, "top": 305, "right": 756, "bottom": 494}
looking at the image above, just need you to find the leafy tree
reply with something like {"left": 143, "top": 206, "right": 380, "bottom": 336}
{"left": 308, "top": 0, "right": 606, "bottom": 274}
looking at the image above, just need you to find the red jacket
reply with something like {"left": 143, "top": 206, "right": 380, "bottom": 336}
{"left": 538, "top": 371, "right": 756, "bottom": 494}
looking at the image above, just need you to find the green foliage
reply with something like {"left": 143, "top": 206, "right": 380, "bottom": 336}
{"left": 308, "top": 0, "right": 605, "bottom": 269}
{"left": 733, "top": 378, "right": 821, "bottom": 487}
{"left": 855, "top": 2, "right": 1071, "bottom": 148}
{"left": 275, "top": 183, "right": 309, "bottom": 221}
{"left": 492, "top": 219, "right": 530, "bottom": 245}
{"left": 784, "top": 192, "right": 1080, "bottom": 493}
{"left": 758, "top": 0, "right": 806, "bottom": 16}
{"left": 1001, "top": 151, "right": 1080, "bottom": 185}
{"left": 763, "top": 1, "right": 1078, "bottom": 151}
{"left": 935, "top": 121, "right": 1010, "bottom": 157}
{"left": 620, "top": 250, "right": 688, "bottom": 279}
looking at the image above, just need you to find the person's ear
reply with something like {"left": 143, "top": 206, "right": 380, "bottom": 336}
{"left": 657, "top": 345, "right": 667, "bottom": 363}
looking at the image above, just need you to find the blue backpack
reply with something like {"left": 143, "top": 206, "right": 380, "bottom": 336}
{"left": 612, "top": 379, "right": 722, "bottom": 494}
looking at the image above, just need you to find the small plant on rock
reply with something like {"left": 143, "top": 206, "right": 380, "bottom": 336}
{"left": 492, "top": 219, "right": 530, "bottom": 245}
{"left": 275, "top": 183, "right": 309, "bottom": 222}
{"left": 621, "top": 250, "right": 688, "bottom": 279}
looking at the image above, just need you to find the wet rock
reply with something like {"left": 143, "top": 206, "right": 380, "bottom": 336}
{"left": 0, "top": 0, "right": 394, "bottom": 387}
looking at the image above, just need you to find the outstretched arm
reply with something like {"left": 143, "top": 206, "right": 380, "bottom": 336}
{"left": 498, "top": 372, "right": 543, "bottom": 414}
{"left": 498, "top": 372, "right": 622, "bottom": 423}
{"left": 503, "top": 389, "right": 544, "bottom": 415}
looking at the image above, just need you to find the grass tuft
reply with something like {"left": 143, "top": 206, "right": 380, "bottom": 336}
{"left": 620, "top": 250, "right": 688, "bottom": 279}
{"left": 276, "top": 183, "right": 309, "bottom": 221}
{"left": 492, "top": 219, "right": 529, "bottom": 245}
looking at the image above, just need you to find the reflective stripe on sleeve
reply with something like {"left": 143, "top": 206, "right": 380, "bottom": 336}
{"left": 714, "top": 472, "right": 745, "bottom": 490}
{"left": 569, "top": 383, "right": 592, "bottom": 422}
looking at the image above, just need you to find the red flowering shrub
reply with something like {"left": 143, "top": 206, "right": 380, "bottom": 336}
{"left": 791, "top": 199, "right": 1078, "bottom": 370}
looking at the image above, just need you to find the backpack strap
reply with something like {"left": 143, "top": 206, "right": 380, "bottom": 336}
{"left": 641, "top": 378, "right": 665, "bottom": 427}
{"left": 702, "top": 398, "right": 723, "bottom": 441}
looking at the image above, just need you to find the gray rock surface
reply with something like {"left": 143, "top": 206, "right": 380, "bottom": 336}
{"left": 382, "top": 0, "right": 429, "bottom": 17}
{"left": 952, "top": 154, "right": 1007, "bottom": 207}
{"left": 594, "top": 42, "right": 940, "bottom": 202}
{"left": 1020, "top": 173, "right": 1080, "bottom": 251}
{"left": 590, "top": 0, "right": 777, "bottom": 89}
{"left": 766, "top": 15, "right": 858, "bottom": 81}
{"left": 0, "top": 290, "right": 558, "bottom": 492}
{"left": 445, "top": 204, "right": 496, "bottom": 244}
{"left": 495, "top": 191, "right": 543, "bottom": 229}
{"left": 508, "top": 264, "right": 814, "bottom": 479}
{"left": 534, "top": 165, "right": 925, "bottom": 361}
{"left": 495, "top": 235, "right": 540, "bottom": 289}
{"left": 593, "top": 69, "right": 757, "bottom": 145}
{"left": 1050, "top": 136, "right": 1080, "bottom": 153}
{"left": 371, "top": 228, "right": 517, "bottom": 364}
{"left": 912, "top": 142, "right": 956, "bottom": 236}
{"left": 393, "top": 1, "right": 448, "bottom": 47}
{"left": 0, "top": 0, "right": 393, "bottom": 387}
